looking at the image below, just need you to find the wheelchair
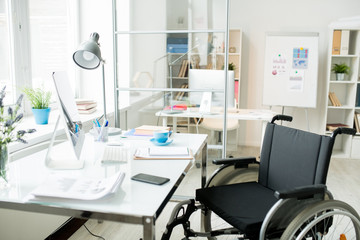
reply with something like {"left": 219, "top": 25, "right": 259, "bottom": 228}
{"left": 162, "top": 115, "right": 360, "bottom": 240}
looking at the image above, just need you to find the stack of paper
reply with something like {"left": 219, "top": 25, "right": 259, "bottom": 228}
{"left": 134, "top": 147, "right": 193, "bottom": 160}
{"left": 28, "top": 171, "right": 125, "bottom": 200}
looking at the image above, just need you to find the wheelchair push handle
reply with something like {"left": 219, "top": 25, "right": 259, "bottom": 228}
{"left": 271, "top": 115, "right": 293, "bottom": 124}
{"left": 332, "top": 127, "right": 356, "bottom": 138}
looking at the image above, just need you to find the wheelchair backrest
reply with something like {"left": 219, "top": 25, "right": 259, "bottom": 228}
{"left": 258, "top": 123, "right": 335, "bottom": 191}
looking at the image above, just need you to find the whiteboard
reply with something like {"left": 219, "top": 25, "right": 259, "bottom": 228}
{"left": 263, "top": 32, "right": 319, "bottom": 108}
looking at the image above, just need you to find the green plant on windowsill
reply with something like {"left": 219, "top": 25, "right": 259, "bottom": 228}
{"left": 23, "top": 87, "right": 52, "bottom": 125}
{"left": 23, "top": 87, "right": 52, "bottom": 109}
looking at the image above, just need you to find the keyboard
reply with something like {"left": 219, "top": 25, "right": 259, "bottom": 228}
{"left": 101, "top": 146, "right": 128, "bottom": 163}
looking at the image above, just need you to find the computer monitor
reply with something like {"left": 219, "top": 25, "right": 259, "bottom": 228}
{"left": 188, "top": 69, "right": 235, "bottom": 108}
{"left": 45, "top": 71, "right": 85, "bottom": 169}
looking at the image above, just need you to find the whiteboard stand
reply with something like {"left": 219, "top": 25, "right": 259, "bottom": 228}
{"left": 271, "top": 105, "right": 310, "bottom": 131}
{"left": 263, "top": 32, "right": 319, "bottom": 109}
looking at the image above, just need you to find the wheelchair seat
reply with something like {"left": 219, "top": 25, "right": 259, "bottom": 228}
{"left": 162, "top": 115, "right": 360, "bottom": 240}
{"left": 197, "top": 181, "right": 277, "bottom": 235}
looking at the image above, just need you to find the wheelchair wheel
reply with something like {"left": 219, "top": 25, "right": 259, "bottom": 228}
{"left": 203, "top": 164, "right": 259, "bottom": 239}
{"left": 280, "top": 200, "right": 360, "bottom": 240}
{"left": 206, "top": 163, "right": 259, "bottom": 187}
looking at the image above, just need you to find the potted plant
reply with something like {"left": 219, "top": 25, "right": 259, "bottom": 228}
{"left": 0, "top": 86, "right": 36, "bottom": 183}
{"left": 23, "top": 87, "right": 52, "bottom": 125}
{"left": 222, "top": 62, "right": 236, "bottom": 71}
{"left": 331, "top": 63, "right": 350, "bottom": 81}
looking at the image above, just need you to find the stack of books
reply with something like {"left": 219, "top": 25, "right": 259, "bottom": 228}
{"left": 133, "top": 125, "right": 171, "bottom": 136}
{"left": 75, "top": 99, "right": 97, "bottom": 114}
{"left": 326, "top": 123, "right": 350, "bottom": 132}
{"left": 328, "top": 92, "right": 342, "bottom": 106}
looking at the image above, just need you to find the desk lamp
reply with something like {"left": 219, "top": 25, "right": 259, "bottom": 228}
{"left": 73, "top": 32, "right": 121, "bottom": 135}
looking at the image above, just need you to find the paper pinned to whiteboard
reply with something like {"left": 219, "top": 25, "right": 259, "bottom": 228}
{"left": 271, "top": 53, "right": 288, "bottom": 76}
{"left": 289, "top": 70, "right": 304, "bottom": 92}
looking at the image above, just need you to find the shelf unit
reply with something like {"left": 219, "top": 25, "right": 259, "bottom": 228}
{"left": 167, "top": 29, "right": 242, "bottom": 105}
{"left": 324, "top": 28, "right": 360, "bottom": 158}
{"left": 112, "top": 0, "right": 235, "bottom": 157}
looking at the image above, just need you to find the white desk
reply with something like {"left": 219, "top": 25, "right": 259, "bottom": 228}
{"left": 0, "top": 133, "right": 207, "bottom": 240}
{"left": 156, "top": 108, "right": 276, "bottom": 150}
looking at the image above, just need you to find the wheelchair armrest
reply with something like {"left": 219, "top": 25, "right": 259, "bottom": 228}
{"left": 212, "top": 157, "right": 258, "bottom": 168}
{"left": 274, "top": 184, "right": 327, "bottom": 200}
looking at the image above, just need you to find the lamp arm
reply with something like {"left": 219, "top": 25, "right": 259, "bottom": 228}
{"left": 101, "top": 62, "right": 107, "bottom": 119}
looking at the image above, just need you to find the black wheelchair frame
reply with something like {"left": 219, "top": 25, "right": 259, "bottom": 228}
{"left": 161, "top": 115, "right": 360, "bottom": 240}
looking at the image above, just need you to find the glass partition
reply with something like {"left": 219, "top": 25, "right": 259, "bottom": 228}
{"left": 113, "top": 0, "right": 237, "bottom": 158}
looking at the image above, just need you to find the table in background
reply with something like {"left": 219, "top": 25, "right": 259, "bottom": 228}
{"left": 156, "top": 108, "right": 276, "bottom": 149}
{"left": 0, "top": 133, "right": 207, "bottom": 240}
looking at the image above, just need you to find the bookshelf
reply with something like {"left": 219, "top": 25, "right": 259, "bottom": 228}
{"left": 324, "top": 27, "right": 360, "bottom": 158}
{"left": 167, "top": 29, "right": 242, "bottom": 105}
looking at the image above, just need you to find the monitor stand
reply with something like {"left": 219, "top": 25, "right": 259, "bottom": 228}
{"left": 45, "top": 116, "right": 85, "bottom": 170}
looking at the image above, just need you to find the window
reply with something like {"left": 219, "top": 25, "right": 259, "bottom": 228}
{"left": 29, "top": 0, "right": 77, "bottom": 93}
{"left": 0, "top": 0, "right": 77, "bottom": 109}
{"left": 0, "top": 1, "right": 13, "bottom": 105}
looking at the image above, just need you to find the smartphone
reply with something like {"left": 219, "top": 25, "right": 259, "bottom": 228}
{"left": 131, "top": 173, "right": 170, "bottom": 185}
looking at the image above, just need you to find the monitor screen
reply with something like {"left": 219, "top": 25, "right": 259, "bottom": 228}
{"left": 188, "top": 69, "right": 235, "bottom": 108}
{"left": 45, "top": 71, "right": 85, "bottom": 169}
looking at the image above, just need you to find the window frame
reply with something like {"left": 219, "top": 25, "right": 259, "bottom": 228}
{"left": 4, "top": 0, "right": 79, "bottom": 115}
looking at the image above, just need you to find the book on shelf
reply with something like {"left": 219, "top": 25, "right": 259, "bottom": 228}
{"left": 77, "top": 102, "right": 97, "bottom": 110}
{"left": 175, "top": 83, "right": 188, "bottom": 101}
{"left": 75, "top": 99, "right": 96, "bottom": 105}
{"left": 78, "top": 107, "right": 97, "bottom": 114}
{"left": 328, "top": 92, "right": 342, "bottom": 106}
{"left": 177, "top": 60, "right": 190, "bottom": 78}
{"left": 326, "top": 123, "right": 350, "bottom": 132}
{"left": 27, "top": 171, "right": 125, "bottom": 201}
{"left": 354, "top": 112, "right": 360, "bottom": 133}
{"left": 356, "top": 85, "right": 360, "bottom": 107}
{"left": 134, "top": 147, "right": 193, "bottom": 160}
{"left": 177, "top": 60, "right": 186, "bottom": 77}
{"left": 340, "top": 30, "right": 350, "bottom": 55}
{"left": 332, "top": 30, "right": 342, "bottom": 55}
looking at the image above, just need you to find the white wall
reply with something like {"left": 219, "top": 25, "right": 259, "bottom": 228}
{"left": 230, "top": 0, "right": 360, "bottom": 146}
{"left": 78, "top": 0, "right": 360, "bottom": 146}
{"left": 77, "top": 0, "right": 114, "bottom": 109}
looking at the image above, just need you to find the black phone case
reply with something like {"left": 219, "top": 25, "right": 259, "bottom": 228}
{"left": 131, "top": 173, "right": 170, "bottom": 185}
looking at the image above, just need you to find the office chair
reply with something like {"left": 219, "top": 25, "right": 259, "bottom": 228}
{"left": 200, "top": 118, "right": 239, "bottom": 146}
{"left": 162, "top": 115, "right": 360, "bottom": 240}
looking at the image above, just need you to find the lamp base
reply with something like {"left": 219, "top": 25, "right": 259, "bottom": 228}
{"left": 108, "top": 127, "right": 122, "bottom": 136}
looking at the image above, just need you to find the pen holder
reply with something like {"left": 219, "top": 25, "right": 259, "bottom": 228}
{"left": 93, "top": 126, "right": 109, "bottom": 142}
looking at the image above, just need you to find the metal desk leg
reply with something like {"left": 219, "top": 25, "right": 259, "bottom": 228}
{"left": 200, "top": 142, "right": 208, "bottom": 232}
{"left": 162, "top": 116, "right": 167, "bottom": 127}
{"left": 173, "top": 116, "right": 177, "bottom": 133}
{"left": 143, "top": 216, "right": 155, "bottom": 240}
